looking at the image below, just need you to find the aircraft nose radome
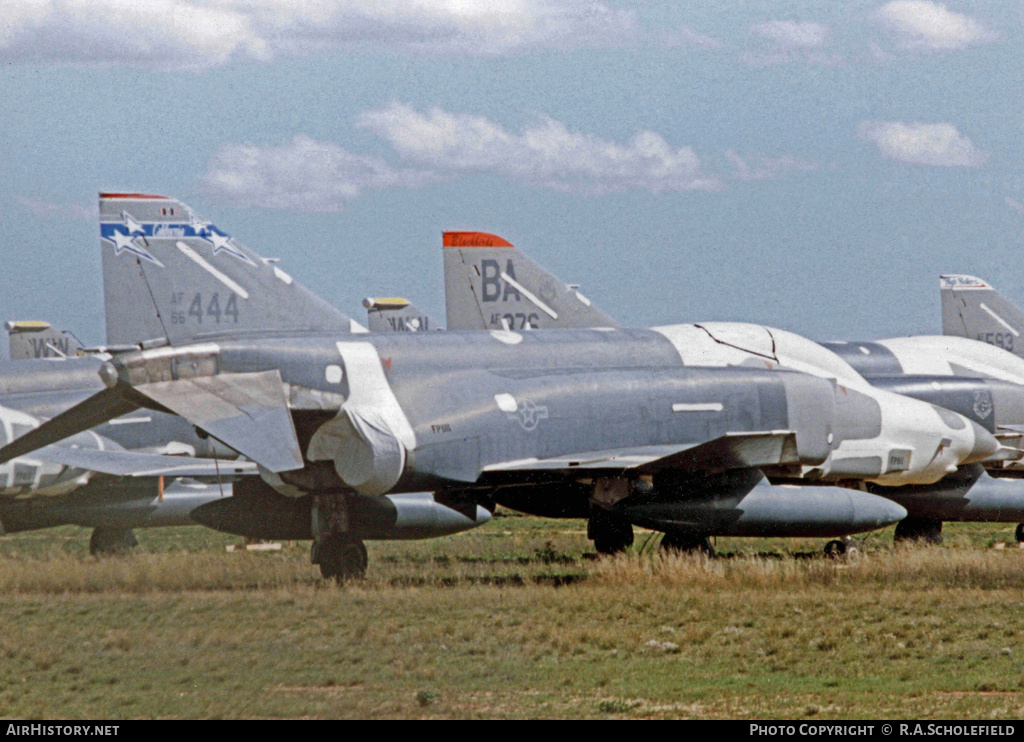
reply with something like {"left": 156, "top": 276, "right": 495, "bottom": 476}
{"left": 853, "top": 494, "right": 907, "bottom": 529}
{"left": 962, "top": 421, "right": 1001, "bottom": 465}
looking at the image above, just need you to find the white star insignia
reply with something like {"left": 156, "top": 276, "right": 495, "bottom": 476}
{"left": 122, "top": 211, "right": 145, "bottom": 235}
{"left": 203, "top": 229, "right": 255, "bottom": 265}
{"left": 106, "top": 227, "right": 164, "bottom": 266}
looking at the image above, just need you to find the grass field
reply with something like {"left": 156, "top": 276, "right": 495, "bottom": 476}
{"left": 1, "top": 512, "right": 1023, "bottom": 719}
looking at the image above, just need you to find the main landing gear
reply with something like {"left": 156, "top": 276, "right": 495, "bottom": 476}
{"left": 312, "top": 533, "right": 368, "bottom": 581}
{"left": 893, "top": 518, "right": 943, "bottom": 545}
{"left": 89, "top": 527, "right": 138, "bottom": 556}
{"left": 587, "top": 508, "right": 634, "bottom": 554}
{"left": 311, "top": 494, "right": 368, "bottom": 581}
{"left": 823, "top": 538, "right": 861, "bottom": 563}
{"left": 660, "top": 531, "right": 716, "bottom": 557}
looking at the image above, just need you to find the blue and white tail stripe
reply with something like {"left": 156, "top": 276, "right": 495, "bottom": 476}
{"left": 100, "top": 214, "right": 254, "bottom": 266}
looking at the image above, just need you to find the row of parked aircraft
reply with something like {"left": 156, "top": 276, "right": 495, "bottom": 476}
{"left": 1, "top": 192, "right": 1023, "bottom": 579}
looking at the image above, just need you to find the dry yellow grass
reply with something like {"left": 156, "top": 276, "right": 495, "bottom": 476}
{"left": 0, "top": 520, "right": 1023, "bottom": 718}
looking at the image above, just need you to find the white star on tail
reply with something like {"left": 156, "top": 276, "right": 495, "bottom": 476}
{"left": 106, "top": 228, "right": 164, "bottom": 266}
{"left": 202, "top": 229, "right": 255, "bottom": 265}
{"left": 122, "top": 211, "right": 145, "bottom": 234}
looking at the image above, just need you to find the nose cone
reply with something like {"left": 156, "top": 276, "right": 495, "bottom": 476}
{"left": 961, "top": 421, "right": 1001, "bottom": 465}
{"left": 852, "top": 493, "right": 908, "bottom": 530}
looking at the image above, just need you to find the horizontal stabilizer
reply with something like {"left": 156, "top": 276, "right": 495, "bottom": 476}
{"left": 33, "top": 446, "right": 257, "bottom": 478}
{"left": 133, "top": 370, "right": 304, "bottom": 473}
{"left": 0, "top": 387, "right": 142, "bottom": 465}
{"left": 482, "top": 432, "right": 798, "bottom": 475}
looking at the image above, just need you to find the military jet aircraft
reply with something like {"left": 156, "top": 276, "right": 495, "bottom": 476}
{"left": 3, "top": 194, "right": 1006, "bottom": 578}
{"left": 812, "top": 278, "right": 1024, "bottom": 544}
{"left": 440, "top": 233, "right": 1024, "bottom": 547}
{"left": 0, "top": 332, "right": 487, "bottom": 557}
{"left": 0, "top": 392, "right": 255, "bottom": 554}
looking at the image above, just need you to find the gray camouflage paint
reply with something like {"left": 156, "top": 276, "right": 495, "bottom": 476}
{"left": 435, "top": 228, "right": 1024, "bottom": 534}
{"left": 0, "top": 194, "right": 922, "bottom": 540}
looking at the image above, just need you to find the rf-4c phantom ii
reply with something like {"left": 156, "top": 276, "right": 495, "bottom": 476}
{"left": 440, "top": 233, "right": 1024, "bottom": 548}
{"left": 0, "top": 232, "right": 485, "bottom": 562}
{"left": 0, "top": 194, "right": 1004, "bottom": 579}
{"left": 0, "top": 328, "right": 484, "bottom": 555}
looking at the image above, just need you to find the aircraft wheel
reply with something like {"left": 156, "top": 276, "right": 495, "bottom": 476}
{"left": 894, "top": 518, "right": 943, "bottom": 545}
{"left": 89, "top": 527, "right": 138, "bottom": 557}
{"left": 1016, "top": 524, "right": 1024, "bottom": 544}
{"left": 842, "top": 541, "right": 862, "bottom": 564}
{"left": 824, "top": 539, "right": 860, "bottom": 564}
{"left": 588, "top": 509, "right": 634, "bottom": 554}
{"left": 660, "top": 532, "right": 715, "bottom": 557}
{"left": 315, "top": 534, "right": 368, "bottom": 581}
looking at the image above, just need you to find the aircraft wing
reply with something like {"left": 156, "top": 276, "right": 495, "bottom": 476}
{"left": 32, "top": 445, "right": 256, "bottom": 478}
{"left": 482, "top": 431, "right": 799, "bottom": 475}
{"left": 125, "top": 370, "right": 304, "bottom": 473}
{"left": 0, "top": 370, "right": 304, "bottom": 474}
{"left": 0, "top": 387, "right": 142, "bottom": 464}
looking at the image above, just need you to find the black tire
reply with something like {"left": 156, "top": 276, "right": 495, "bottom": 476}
{"left": 894, "top": 518, "right": 943, "bottom": 545}
{"left": 588, "top": 509, "right": 634, "bottom": 554}
{"left": 824, "top": 539, "right": 861, "bottom": 563}
{"left": 842, "top": 541, "right": 862, "bottom": 565}
{"left": 315, "top": 534, "right": 368, "bottom": 581}
{"left": 1016, "top": 524, "right": 1024, "bottom": 544}
{"left": 89, "top": 527, "right": 138, "bottom": 557}
{"left": 660, "top": 531, "right": 715, "bottom": 557}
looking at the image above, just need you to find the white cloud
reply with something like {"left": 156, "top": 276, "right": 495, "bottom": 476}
{"left": 202, "top": 106, "right": 723, "bottom": 210}
{"left": 202, "top": 135, "right": 438, "bottom": 211}
{"left": 655, "top": 25, "right": 721, "bottom": 50}
{"left": 857, "top": 121, "right": 988, "bottom": 167}
{"left": 742, "top": 20, "right": 841, "bottom": 66}
{"left": 0, "top": 1, "right": 269, "bottom": 68}
{"left": 0, "top": 0, "right": 638, "bottom": 69}
{"left": 357, "top": 103, "right": 721, "bottom": 194}
{"left": 753, "top": 20, "right": 828, "bottom": 50}
{"left": 726, "top": 151, "right": 819, "bottom": 181}
{"left": 1006, "top": 197, "right": 1024, "bottom": 218}
{"left": 875, "top": 1, "right": 996, "bottom": 51}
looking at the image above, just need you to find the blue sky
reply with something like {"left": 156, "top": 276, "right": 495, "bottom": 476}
{"left": 3, "top": 1, "right": 1023, "bottom": 346}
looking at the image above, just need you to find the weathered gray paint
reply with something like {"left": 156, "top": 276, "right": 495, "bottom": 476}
{"left": 941, "top": 275, "right": 1024, "bottom": 356}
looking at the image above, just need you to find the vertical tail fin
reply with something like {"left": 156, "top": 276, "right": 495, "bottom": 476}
{"left": 363, "top": 298, "right": 438, "bottom": 333}
{"left": 100, "top": 193, "right": 357, "bottom": 346}
{"left": 5, "top": 321, "right": 83, "bottom": 360}
{"left": 941, "top": 275, "right": 1024, "bottom": 356}
{"left": 442, "top": 232, "right": 620, "bottom": 331}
